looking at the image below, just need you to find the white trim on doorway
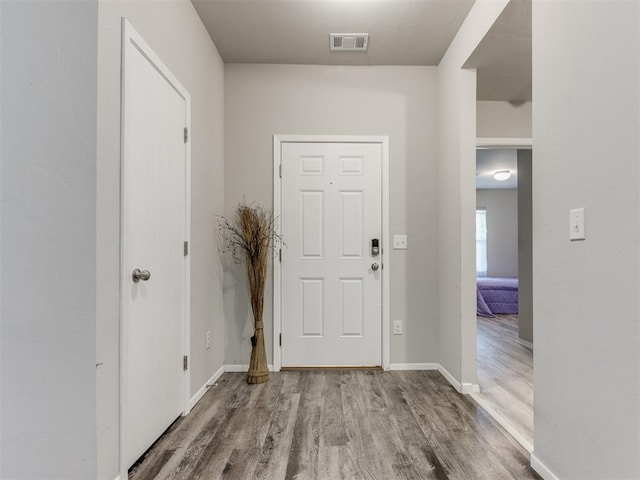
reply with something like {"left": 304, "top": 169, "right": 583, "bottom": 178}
{"left": 119, "top": 18, "right": 192, "bottom": 478}
{"left": 272, "top": 135, "right": 391, "bottom": 372}
{"left": 476, "top": 137, "right": 533, "bottom": 149}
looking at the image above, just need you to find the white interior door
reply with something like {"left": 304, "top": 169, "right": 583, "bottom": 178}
{"left": 281, "top": 142, "right": 382, "bottom": 366}
{"left": 122, "top": 22, "right": 189, "bottom": 469}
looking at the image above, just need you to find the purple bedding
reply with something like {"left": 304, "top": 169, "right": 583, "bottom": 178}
{"left": 477, "top": 277, "right": 518, "bottom": 317}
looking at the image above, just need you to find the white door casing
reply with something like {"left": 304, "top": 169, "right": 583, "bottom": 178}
{"left": 275, "top": 137, "right": 390, "bottom": 368}
{"left": 120, "top": 20, "right": 191, "bottom": 472}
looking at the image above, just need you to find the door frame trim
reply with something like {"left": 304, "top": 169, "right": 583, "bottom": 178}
{"left": 273, "top": 135, "right": 390, "bottom": 371}
{"left": 119, "top": 19, "right": 191, "bottom": 476}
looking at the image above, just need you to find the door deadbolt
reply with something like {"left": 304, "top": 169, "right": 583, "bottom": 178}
{"left": 371, "top": 238, "right": 380, "bottom": 256}
{"left": 132, "top": 269, "right": 151, "bottom": 283}
{"left": 371, "top": 263, "right": 380, "bottom": 271}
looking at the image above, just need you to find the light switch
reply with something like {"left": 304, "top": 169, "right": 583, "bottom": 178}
{"left": 569, "top": 208, "right": 586, "bottom": 241}
{"left": 393, "top": 320, "right": 403, "bottom": 335}
{"left": 393, "top": 235, "right": 408, "bottom": 249}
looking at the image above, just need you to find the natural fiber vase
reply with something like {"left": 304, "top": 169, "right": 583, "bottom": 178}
{"left": 245, "top": 254, "right": 269, "bottom": 384}
{"left": 218, "top": 203, "right": 276, "bottom": 385}
{"left": 242, "top": 213, "right": 270, "bottom": 385}
{"left": 247, "top": 323, "right": 268, "bottom": 384}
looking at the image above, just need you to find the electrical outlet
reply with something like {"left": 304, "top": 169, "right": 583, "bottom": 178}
{"left": 393, "top": 320, "right": 403, "bottom": 335}
{"left": 393, "top": 235, "right": 408, "bottom": 249}
{"left": 206, "top": 330, "right": 211, "bottom": 350}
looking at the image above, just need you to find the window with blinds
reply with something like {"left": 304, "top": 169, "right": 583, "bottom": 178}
{"left": 476, "top": 209, "right": 487, "bottom": 277}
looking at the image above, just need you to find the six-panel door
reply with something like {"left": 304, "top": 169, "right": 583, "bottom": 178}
{"left": 281, "top": 142, "right": 382, "bottom": 367}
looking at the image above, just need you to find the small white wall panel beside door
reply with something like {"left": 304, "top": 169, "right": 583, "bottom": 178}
{"left": 280, "top": 142, "right": 382, "bottom": 367}
{"left": 120, "top": 20, "right": 190, "bottom": 472}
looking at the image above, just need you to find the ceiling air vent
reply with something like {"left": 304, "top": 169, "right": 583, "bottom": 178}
{"left": 330, "top": 33, "right": 369, "bottom": 51}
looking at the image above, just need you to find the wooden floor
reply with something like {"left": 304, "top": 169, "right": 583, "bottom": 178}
{"left": 130, "top": 370, "right": 539, "bottom": 480}
{"left": 475, "top": 315, "right": 534, "bottom": 449}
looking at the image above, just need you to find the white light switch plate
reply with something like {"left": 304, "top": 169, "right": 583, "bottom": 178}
{"left": 393, "top": 235, "right": 408, "bottom": 249}
{"left": 569, "top": 208, "right": 586, "bottom": 241}
{"left": 393, "top": 320, "right": 403, "bottom": 335}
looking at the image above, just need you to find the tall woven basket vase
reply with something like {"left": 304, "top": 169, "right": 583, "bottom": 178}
{"left": 245, "top": 243, "right": 269, "bottom": 385}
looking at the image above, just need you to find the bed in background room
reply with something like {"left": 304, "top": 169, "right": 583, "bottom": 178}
{"left": 477, "top": 277, "right": 519, "bottom": 317}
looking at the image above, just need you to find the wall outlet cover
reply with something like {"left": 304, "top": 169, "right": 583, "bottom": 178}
{"left": 393, "top": 235, "right": 408, "bottom": 249}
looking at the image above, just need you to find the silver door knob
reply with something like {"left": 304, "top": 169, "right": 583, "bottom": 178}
{"left": 371, "top": 263, "right": 379, "bottom": 271}
{"left": 132, "top": 269, "right": 151, "bottom": 283}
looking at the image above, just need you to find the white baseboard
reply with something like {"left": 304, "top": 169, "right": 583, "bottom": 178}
{"left": 531, "top": 452, "right": 560, "bottom": 480}
{"left": 461, "top": 382, "right": 480, "bottom": 394}
{"left": 436, "top": 364, "right": 461, "bottom": 392}
{"left": 516, "top": 337, "right": 534, "bottom": 350}
{"left": 222, "top": 362, "right": 479, "bottom": 397}
{"left": 470, "top": 392, "right": 533, "bottom": 453}
{"left": 224, "top": 364, "right": 275, "bottom": 373}
{"left": 389, "top": 363, "right": 439, "bottom": 371}
{"left": 189, "top": 365, "right": 225, "bottom": 411}
{"left": 388, "top": 363, "right": 479, "bottom": 394}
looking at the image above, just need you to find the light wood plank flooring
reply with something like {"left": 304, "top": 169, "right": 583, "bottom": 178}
{"left": 475, "top": 315, "right": 534, "bottom": 449}
{"left": 130, "top": 370, "right": 539, "bottom": 480}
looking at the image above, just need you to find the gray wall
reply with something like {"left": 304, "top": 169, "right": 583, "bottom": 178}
{"left": 224, "top": 64, "right": 439, "bottom": 366}
{"left": 96, "top": 1, "right": 225, "bottom": 477}
{"left": 436, "top": 1, "right": 509, "bottom": 388}
{"left": 476, "top": 189, "right": 518, "bottom": 278}
{"left": 517, "top": 150, "right": 532, "bottom": 344}
{"left": 1, "top": 1, "right": 98, "bottom": 477}
{"left": 476, "top": 101, "right": 532, "bottom": 138}
{"left": 532, "top": 1, "right": 640, "bottom": 477}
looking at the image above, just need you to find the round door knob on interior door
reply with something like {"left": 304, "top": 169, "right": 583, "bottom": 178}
{"left": 132, "top": 269, "right": 151, "bottom": 283}
{"left": 371, "top": 263, "right": 380, "bottom": 271}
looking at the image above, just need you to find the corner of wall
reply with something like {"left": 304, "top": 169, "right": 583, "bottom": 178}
{"left": 435, "top": 0, "right": 509, "bottom": 386}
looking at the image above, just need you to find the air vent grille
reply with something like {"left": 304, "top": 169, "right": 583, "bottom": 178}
{"left": 330, "top": 33, "right": 369, "bottom": 51}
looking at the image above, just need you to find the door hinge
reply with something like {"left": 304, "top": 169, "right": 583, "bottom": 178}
{"left": 279, "top": 164, "right": 282, "bottom": 178}
{"left": 184, "top": 241, "right": 189, "bottom": 256}
{"left": 184, "top": 127, "right": 188, "bottom": 143}
{"left": 279, "top": 333, "right": 282, "bottom": 347}
{"left": 279, "top": 248, "right": 281, "bottom": 263}
{"left": 183, "top": 355, "right": 188, "bottom": 371}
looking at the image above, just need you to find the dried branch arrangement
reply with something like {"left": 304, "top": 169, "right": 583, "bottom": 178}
{"left": 217, "top": 203, "right": 281, "bottom": 384}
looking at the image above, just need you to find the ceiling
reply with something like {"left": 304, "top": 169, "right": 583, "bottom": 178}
{"left": 476, "top": 149, "right": 518, "bottom": 189}
{"left": 191, "top": 0, "right": 531, "bottom": 100}
{"left": 191, "top": 0, "right": 475, "bottom": 66}
{"left": 464, "top": 0, "right": 532, "bottom": 102}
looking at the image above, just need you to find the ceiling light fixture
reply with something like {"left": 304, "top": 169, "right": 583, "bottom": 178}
{"left": 494, "top": 170, "right": 511, "bottom": 181}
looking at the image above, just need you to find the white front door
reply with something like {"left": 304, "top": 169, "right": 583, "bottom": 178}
{"left": 281, "top": 142, "right": 382, "bottom": 367}
{"left": 122, "top": 22, "right": 189, "bottom": 469}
